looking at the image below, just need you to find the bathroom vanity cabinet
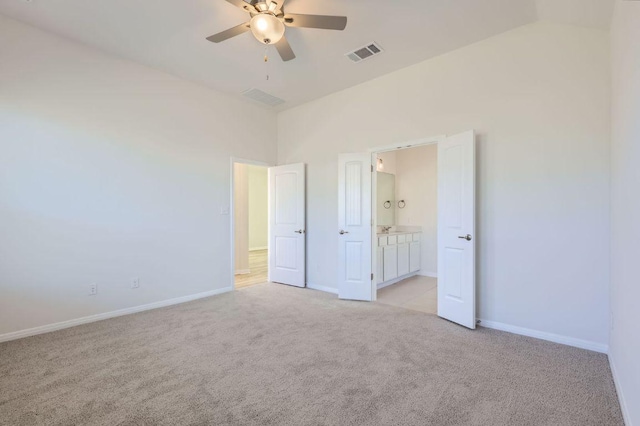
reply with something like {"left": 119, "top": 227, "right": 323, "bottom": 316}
{"left": 376, "top": 232, "right": 421, "bottom": 288}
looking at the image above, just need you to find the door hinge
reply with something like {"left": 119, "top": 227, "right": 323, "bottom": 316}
{"left": 371, "top": 273, "right": 374, "bottom": 281}
{"left": 371, "top": 165, "right": 374, "bottom": 172}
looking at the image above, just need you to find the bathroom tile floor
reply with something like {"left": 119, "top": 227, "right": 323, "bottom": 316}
{"left": 376, "top": 275, "right": 438, "bottom": 314}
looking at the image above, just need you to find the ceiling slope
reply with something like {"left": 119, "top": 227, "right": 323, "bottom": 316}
{"left": 1, "top": 0, "right": 609, "bottom": 110}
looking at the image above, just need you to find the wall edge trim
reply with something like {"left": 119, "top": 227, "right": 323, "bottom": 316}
{"left": 478, "top": 318, "right": 609, "bottom": 353}
{"left": 609, "top": 353, "right": 634, "bottom": 426}
{"left": 307, "top": 282, "right": 339, "bottom": 294}
{"left": 0, "top": 287, "right": 233, "bottom": 343}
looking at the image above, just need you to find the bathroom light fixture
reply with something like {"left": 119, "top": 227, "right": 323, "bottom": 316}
{"left": 250, "top": 13, "right": 285, "bottom": 45}
{"left": 377, "top": 158, "right": 384, "bottom": 171}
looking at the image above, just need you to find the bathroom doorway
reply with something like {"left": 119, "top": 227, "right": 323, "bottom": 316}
{"left": 338, "top": 131, "right": 476, "bottom": 328}
{"left": 374, "top": 144, "right": 438, "bottom": 314}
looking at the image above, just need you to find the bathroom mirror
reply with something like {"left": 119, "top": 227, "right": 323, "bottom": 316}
{"left": 376, "top": 172, "right": 395, "bottom": 226}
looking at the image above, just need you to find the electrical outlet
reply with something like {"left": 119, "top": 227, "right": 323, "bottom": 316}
{"left": 89, "top": 283, "right": 97, "bottom": 296}
{"left": 131, "top": 277, "right": 140, "bottom": 289}
{"left": 220, "top": 206, "right": 230, "bottom": 215}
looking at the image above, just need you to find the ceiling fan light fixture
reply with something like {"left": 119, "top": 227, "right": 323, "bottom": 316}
{"left": 250, "top": 13, "right": 285, "bottom": 45}
{"left": 207, "top": 1, "right": 348, "bottom": 62}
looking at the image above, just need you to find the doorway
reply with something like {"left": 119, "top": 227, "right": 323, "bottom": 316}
{"left": 374, "top": 144, "right": 438, "bottom": 314}
{"left": 232, "top": 161, "right": 269, "bottom": 289}
{"left": 230, "top": 160, "right": 307, "bottom": 290}
{"left": 337, "top": 131, "right": 476, "bottom": 329}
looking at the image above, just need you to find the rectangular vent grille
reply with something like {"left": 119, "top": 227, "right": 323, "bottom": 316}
{"left": 346, "top": 42, "right": 384, "bottom": 63}
{"left": 242, "top": 88, "right": 285, "bottom": 107}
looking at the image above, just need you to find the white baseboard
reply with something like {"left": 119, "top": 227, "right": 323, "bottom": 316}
{"left": 478, "top": 319, "right": 608, "bottom": 354}
{"left": 377, "top": 272, "right": 419, "bottom": 289}
{"left": 419, "top": 271, "right": 438, "bottom": 278}
{"left": 0, "top": 287, "right": 233, "bottom": 344}
{"left": 377, "top": 280, "right": 395, "bottom": 290}
{"left": 609, "top": 354, "right": 633, "bottom": 426}
{"left": 307, "top": 282, "right": 339, "bottom": 294}
{"left": 249, "top": 246, "right": 268, "bottom": 252}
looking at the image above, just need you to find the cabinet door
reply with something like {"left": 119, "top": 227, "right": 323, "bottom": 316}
{"left": 383, "top": 245, "right": 398, "bottom": 282}
{"left": 377, "top": 247, "right": 384, "bottom": 284}
{"left": 409, "top": 241, "right": 421, "bottom": 273}
{"left": 397, "top": 243, "right": 409, "bottom": 276}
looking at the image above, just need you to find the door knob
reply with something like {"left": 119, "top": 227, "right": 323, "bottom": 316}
{"left": 295, "top": 229, "right": 305, "bottom": 234}
{"left": 339, "top": 230, "right": 349, "bottom": 235}
{"left": 458, "top": 234, "right": 472, "bottom": 241}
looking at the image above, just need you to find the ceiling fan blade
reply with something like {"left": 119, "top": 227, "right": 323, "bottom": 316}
{"left": 283, "top": 14, "right": 347, "bottom": 30}
{"left": 275, "top": 36, "right": 296, "bottom": 61}
{"left": 225, "top": 0, "right": 258, "bottom": 13}
{"left": 206, "top": 22, "right": 251, "bottom": 43}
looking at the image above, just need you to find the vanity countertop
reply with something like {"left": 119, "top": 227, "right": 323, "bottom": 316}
{"left": 376, "top": 229, "right": 421, "bottom": 237}
{"left": 377, "top": 230, "right": 422, "bottom": 246}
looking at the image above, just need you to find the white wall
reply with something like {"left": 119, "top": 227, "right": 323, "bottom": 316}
{"left": 278, "top": 22, "right": 611, "bottom": 349}
{"left": 234, "top": 163, "right": 250, "bottom": 273}
{"left": 247, "top": 165, "right": 268, "bottom": 250}
{"left": 610, "top": 1, "right": 640, "bottom": 424}
{"left": 0, "top": 15, "right": 278, "bottom": 337}
{"left": 395, "top": 145, "right": 438, "bottom": 276}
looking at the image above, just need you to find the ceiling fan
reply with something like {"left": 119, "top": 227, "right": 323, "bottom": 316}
{"left": 206, "top": 0, "right": 347, "bottom": 62}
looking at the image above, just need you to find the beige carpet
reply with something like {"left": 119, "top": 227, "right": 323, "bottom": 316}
{"left": 0, "top": 283, "right": 623, "bottom": 425}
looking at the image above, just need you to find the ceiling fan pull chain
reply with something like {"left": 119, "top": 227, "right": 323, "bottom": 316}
{"left": 264, "top": 45, "right": 270, "bottom": 81}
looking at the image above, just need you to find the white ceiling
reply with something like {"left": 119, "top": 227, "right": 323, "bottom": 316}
{"left": 0, "top": 0, "right": 613, "bottom": 110}
{"left": 536, "top": 0, "right": 614, "bottom": 30}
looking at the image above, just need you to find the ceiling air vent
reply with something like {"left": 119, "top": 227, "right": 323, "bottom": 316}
{"left": 346, "top": 42, "right": 384, "bottom": 63}
{"left": 242, "top": 88, "right": 285, "bottom": 107}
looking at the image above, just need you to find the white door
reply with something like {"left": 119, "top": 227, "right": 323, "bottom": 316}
{"left": 437, "top": 131, "right": 476, "bottom": 329}
{"left": 338, "top": 153, "right": 373, "bottom": 301}
{"left": 268, "top": 163, "right": 306, "bottom": 287}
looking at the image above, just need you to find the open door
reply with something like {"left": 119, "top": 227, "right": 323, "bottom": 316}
{"left": 437, "top": 131, "right": 476, "bottom": 329}
{"left": 268, "top": 163, "right": 306, "bottom": 288}
{"left": 338, "top": 153, "right": 373, "bottom": 301}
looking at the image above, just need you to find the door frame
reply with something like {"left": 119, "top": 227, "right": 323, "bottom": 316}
{"left": 229, "top": 157, "right": 273, "bottom": 291}
{"left": 369, "top": 135, "right": 445, "bottom": 301}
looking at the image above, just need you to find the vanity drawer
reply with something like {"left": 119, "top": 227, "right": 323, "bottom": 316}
{"left": 397, "top": 234, "right": 407, "bottom": 244}
{"left": 412, "top": 233, "right": 421, "bottom": 242}
{"left": 387, "top": 235, "right": 398, "bottom": 245}
{"left": 378, "top": 237, "right": 387, "bottom": 247}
